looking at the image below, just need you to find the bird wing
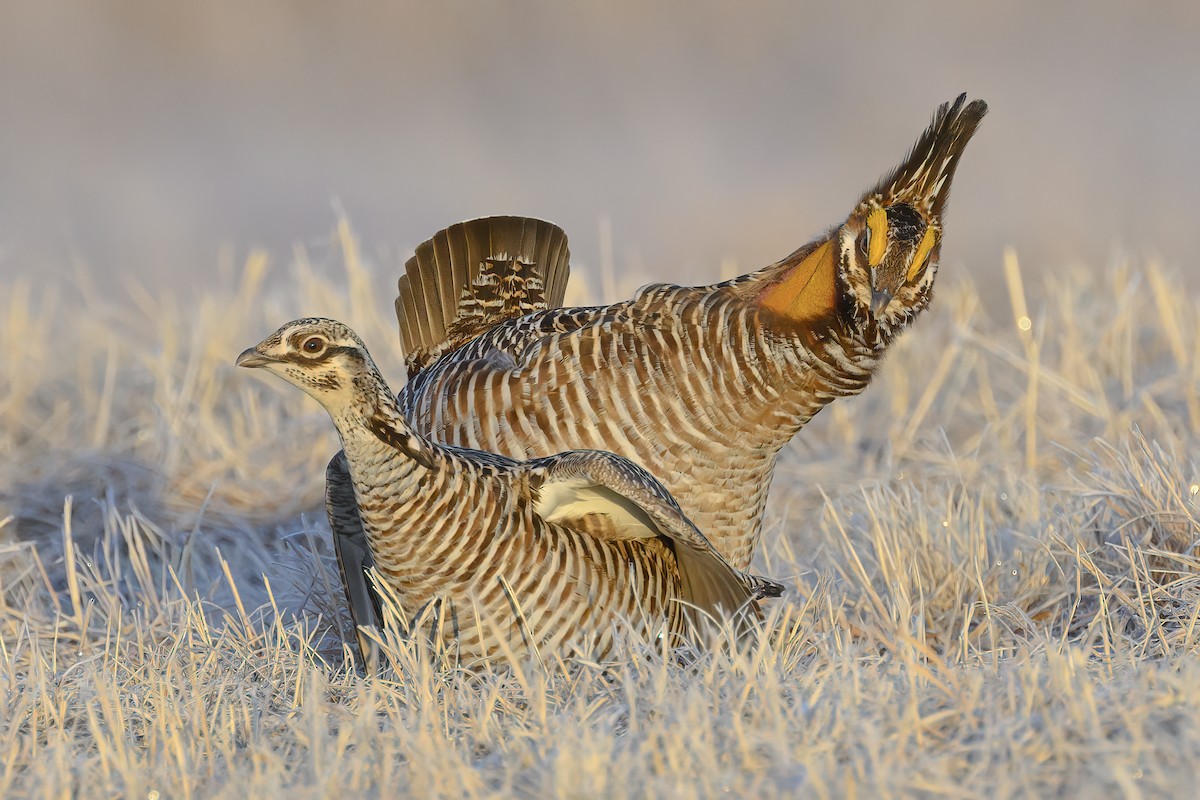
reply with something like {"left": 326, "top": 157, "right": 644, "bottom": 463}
{"left": 397, "top": 296, "right": 682, "bottom": 432}
{"left": 395, "top": 216, "right": 571, "bottom": 378}
{"left": 326, "top": 451, "right": 383, "bottom": 670}
{"left": 528, "top": 450, "right": 782, "bottom": 621}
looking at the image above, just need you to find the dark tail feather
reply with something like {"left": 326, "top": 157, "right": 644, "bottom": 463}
{"left": 326, "top": 452, "right": 384, "bottom": 672}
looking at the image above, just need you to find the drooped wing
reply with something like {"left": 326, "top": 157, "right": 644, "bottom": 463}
{"left": 326, "top": 451, "right": 383, "bottom": 671}
{"left": 528, "top": 450, "right": 782, "bottom": 620}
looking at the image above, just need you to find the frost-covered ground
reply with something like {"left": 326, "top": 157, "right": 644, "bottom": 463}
{"left": 2, "top": 230, "right": 1198, "bottom": 797}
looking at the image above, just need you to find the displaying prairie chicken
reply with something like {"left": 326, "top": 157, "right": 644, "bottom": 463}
{"left": 329, "top": 94, "right": 986, "bottom": 661}
{"left": 238, "top": 319, "right": 782, "bottom": 665}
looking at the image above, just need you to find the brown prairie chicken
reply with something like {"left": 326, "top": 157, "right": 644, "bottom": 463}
{"left": 238, "top": 319, "right": 781, "bottom": 665}
{"left": 331, "top": 94, "right": 986, "bottom": 660}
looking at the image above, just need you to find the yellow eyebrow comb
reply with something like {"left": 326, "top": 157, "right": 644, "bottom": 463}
{"left": 907, "top": 227, "right": 938, "bottom": 282}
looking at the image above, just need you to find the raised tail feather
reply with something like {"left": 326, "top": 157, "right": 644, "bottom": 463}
{"left": 395, "top": 216, "right": 571, "bottom": 376}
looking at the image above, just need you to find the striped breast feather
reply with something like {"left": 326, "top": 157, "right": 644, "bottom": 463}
{"left": 395, "top": 216, "right": 571, "bottom": 378}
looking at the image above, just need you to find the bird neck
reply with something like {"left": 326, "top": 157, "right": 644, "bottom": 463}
{"left": 330, "top": 360, "right": 438, "bottom": 471}
{"left": 738, "top": 236, "right": 903, "bottom": 352}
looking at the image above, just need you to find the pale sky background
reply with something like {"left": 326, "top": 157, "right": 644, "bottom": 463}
{"left": 1, "top": 1, "right": 1197, "bottom": 305}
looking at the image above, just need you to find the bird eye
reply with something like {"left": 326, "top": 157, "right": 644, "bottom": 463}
{"left": 302, "top": 336, "right": 324, "bottom": 354}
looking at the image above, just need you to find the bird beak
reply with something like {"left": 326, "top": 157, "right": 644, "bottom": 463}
{"left": 236, "top": 347, "right": 277, "bottom": 368}
{"left": 870, "top": 289, "right": 892, "bottom": 316}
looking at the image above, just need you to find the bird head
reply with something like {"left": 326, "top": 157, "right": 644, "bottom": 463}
{"left": 236, "top": 317, "right": 383, "bottom": 416}
{"left": 836, "top": 94, "right": 987, "bottom": 341}
{"left": 758, "top": 94, "right": 987, "bottom": 345}
{"left": 836, "top": 199, "right": 942, "bottom": 337}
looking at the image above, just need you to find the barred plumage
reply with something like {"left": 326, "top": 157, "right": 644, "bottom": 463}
{"left": 328, "top": 95, "right": 985, "bottom": 661}
{"left": 239, "top": 319, "right": 781, "bottom": 666}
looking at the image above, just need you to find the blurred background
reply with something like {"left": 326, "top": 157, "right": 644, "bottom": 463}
{"left": 1, "top": 0, "right": 1197, "bottom": 305}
